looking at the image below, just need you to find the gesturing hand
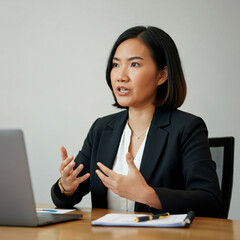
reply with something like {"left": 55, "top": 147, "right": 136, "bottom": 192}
{"left": 59, "top": 146, "right": 90, "bottom": 196}
{"left": 96, "top": 152, "right": 158, "bottom": 207}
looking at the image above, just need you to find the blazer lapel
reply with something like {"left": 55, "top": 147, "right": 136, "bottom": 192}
{"left": 96, "top": 110, "right": 128, "bottom": 169}
{"left": 139, "top": 108, "right": 171, "bottom": 183}
{"left": 91, "top": 111, "right": 128, "bottom": 209}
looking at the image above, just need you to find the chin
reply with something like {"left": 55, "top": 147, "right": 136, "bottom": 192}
{"left": 115, "top": 100, "right": 130, "bottom": 108}
{"left": 118, "top": 103, "right": 129, "bottom": 108}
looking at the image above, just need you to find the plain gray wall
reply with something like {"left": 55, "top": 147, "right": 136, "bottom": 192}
{"left": 1, "top": 0, "right": 239, "bottom": 219}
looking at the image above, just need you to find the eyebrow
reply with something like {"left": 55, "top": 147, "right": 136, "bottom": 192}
{"left": 113, "top": 56, "right": 144, "bottom": 61}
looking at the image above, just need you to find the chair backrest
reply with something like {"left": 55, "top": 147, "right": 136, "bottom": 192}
{"left": 208, "top": 137, "right": 234, "bottom": 218}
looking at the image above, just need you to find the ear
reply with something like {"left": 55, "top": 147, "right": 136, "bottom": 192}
{"left": 157, "top": 66, "right": 168, "bottom": 86}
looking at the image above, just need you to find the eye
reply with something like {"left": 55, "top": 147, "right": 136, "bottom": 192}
{"left": 112, "top": 62, "right": 119, "bottom": 68}
{"left": 131, "top": 62, "right": 140, "bottom": 67}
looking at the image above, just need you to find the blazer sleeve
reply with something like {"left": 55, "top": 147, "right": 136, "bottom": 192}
{"left": 153, "top": 117, "right": 221, "bottom": 217}
{"left": 51, "top": 119, "right": 98, "bottom": 208}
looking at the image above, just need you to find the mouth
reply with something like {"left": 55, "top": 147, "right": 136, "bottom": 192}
{"left": 116, "top": 87, "right": 131, "bottom": 96}
{"left": 118, "top": 87, "right": 129, "bottom": 93}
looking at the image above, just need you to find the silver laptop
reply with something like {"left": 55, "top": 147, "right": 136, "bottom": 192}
{"left": 0, "top": 129, "right": 82, "bottom": 227}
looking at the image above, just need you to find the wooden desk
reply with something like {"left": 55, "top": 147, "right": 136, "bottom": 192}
{"left": 0, "top": 208, "right": 239, "bottom": 240}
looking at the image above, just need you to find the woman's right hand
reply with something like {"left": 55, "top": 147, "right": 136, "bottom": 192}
{"left": 59, "top": 146, "right": 90, "bottom": 197}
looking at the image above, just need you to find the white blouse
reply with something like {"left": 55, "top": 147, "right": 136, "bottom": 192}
{"left": 107, "top": 122, "right": 149, "bottom": 212}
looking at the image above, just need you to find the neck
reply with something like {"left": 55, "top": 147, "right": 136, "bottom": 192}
{"left": 128, "top": 106, "right": 156, "bottom": 134}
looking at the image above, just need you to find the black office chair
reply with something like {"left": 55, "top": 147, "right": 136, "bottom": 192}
{"left": 208, "top": 137, "right": 234, "bottom": 219}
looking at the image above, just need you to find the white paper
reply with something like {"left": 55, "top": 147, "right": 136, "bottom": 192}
{"left": 92, "top": 213, "right": 189, "bottom": 227}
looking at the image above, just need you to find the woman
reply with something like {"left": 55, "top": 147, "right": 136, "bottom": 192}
{"left": 51, "top": 26, "right": 221, "bottom": 217}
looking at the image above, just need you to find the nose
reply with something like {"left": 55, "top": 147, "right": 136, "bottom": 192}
{"left": 117, "top": 66, "right": 130, "bottom": 82}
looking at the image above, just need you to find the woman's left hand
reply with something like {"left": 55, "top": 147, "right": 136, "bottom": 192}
{"left": 95, "top": 152, "right": 158, "bottom": 206}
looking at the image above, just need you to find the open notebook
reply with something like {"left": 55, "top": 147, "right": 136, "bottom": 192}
{"left": 92, "top": 212, "right": 195, "bottom": 228}
{"left": 0, "top": 129, "right": 82, "bottom": 227}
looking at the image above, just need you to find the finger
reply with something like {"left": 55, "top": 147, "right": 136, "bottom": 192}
{"left": 60, "top": 146, "right": 68, "bottom": 161}
{"left": 126, "top": 152, "right": 137, "bottom": 171}
{"left": 68, "top": 166, "right": 90, "bottom": 190}
{"left": 62, "top": 159, "right": 75, "bottom": 177}
{"left": 59, "top": 155, "right": 74, "bottom": 172}
{"left": 71, "top": 164, "right": 84, "bottom": 178}
{"left": 96, "top": 169, "right": 124, "bottom": 196}
{"left": 97, "top": 162, "right": 115, "bottom": 178}
{"left": 67, "top": 173, "right": 90, "bottom": 192}
{"left": 96, "top": 169, "right": 111, "bottom": 188}
{"left": 77, "top": 173, "right": 90, "bottom": 185}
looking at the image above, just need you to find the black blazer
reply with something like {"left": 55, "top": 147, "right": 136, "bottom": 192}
{"left": 51, "top": 108, "right": 221, "bottom": 217}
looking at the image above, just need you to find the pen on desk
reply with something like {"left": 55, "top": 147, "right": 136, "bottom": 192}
{"left": 134, "top": 212, "right": 170, "bottom": 222}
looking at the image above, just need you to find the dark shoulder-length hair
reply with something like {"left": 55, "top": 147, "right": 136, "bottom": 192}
{"left": 106, "top": 26, "right": 187, "bottom": 110}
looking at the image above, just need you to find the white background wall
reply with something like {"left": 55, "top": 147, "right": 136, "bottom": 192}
{"left": 1, "top": 0, "right": 239, "bottom": 219}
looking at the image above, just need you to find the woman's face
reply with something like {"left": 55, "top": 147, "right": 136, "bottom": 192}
{"left": 110, "top": 38, "right": 166, "bottom": 110}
